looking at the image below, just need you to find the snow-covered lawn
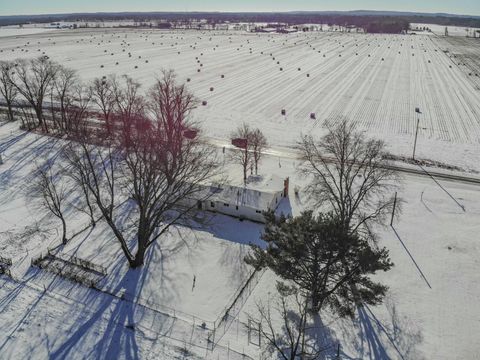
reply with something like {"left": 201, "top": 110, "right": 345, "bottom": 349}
{"left": 1, "top": 121, "right": 480, "bottom": 358}
{"left": 0, "top": 122, "right": 264, "bottom": 325}
{"left": 233, "top": 160, "right": 480, "bottom": 359}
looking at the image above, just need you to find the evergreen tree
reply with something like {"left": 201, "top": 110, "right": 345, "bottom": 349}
{"left": 246, "top": 211, "right": 393, "bottom": 317}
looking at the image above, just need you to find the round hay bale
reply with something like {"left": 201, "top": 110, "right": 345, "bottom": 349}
{"left": 202, "top": 101, "right": 208, "bottom": 106}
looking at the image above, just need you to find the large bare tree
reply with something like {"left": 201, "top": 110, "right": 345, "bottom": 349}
{"left": 9, "top": 57, "right": 58, "bottom": 132}
{"left": 63, "top": 71, "right": 219, "bottom": 268}
{"left": 147, "top": 69, "right": 197, "bottom": 184}
{"left": 298, "top": 119, "right": 401, "bottom": 239}
{"left": 0, "top": 61, "right": 18, "bottom": 122}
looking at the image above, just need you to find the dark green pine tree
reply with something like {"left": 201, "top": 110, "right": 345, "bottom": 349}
{"left": 246, "top": 211, "right": 393, "bottom": 317}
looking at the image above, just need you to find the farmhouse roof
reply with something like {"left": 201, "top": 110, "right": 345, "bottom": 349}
{"left": 205, "top": 174, "right": 285, "bottom": 210}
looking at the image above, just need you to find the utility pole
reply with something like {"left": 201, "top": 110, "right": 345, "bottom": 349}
{"left": 413, "top": 107, "right": 421, "bottom": 161}
{"left": 390, "top": 192, "right": 398, "bottom": 226}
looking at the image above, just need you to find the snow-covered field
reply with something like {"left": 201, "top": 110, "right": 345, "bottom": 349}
{"left": 0, "top": 28, "right": 479, "bottom": 171}
{"left": 0, "top": 27, "right": 60, "bottom": 38}
{"left": 411, "top": 23, "right": 480, "bottom": 37}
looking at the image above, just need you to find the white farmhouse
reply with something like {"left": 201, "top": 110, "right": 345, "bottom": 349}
{"left": 194, "top": 175, "right": 289, "bottom": 223}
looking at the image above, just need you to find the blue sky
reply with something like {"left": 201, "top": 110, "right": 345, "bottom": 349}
{"left": 1, "top": 0, "right": 479, "bottom": 16}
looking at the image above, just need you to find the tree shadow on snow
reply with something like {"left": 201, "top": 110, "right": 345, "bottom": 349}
{"left": 48, "top": 250, "right": 163, "bottom": 360}
{"left": 350, "top": 298, "right": 424, "bottom": 360}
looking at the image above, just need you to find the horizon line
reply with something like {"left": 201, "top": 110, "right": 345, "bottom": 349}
{"left": 1, "top": 9, "right": 479, "bottom": 19}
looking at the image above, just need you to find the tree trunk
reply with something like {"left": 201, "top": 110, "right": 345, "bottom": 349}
{"left": 36, "top": 106, "right": 47, "bottom": 133}
{"left": 130, "top": 247, "right": 146, "bottom": 268}
{"left": 310, "top": 291, "right": 323, "bottom": 314}
{"left": 6, "top": 101, "right": 14, "bottom": 122}
{"left": 61, "top": 217, "right": 67, "bottom": 245}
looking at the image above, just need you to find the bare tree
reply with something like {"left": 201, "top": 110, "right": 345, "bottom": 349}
{"left": 89, "top": 75, "right": 117, "bottom": 134}
{"left": 66, "top": 83, "right": 93, "bottom": 136}
{"left": 50, "top": 65, "right": 79, "bottom": 132}
{"left": 0, "top": 61, "right": 18, "bottom": 122}
{"left": 254, "top": 284, "right": 327, "bottom": 360}
{"left": 230, "top": 124, "right": 267, "bottom": 181}
{"left": 230, "top": 122, "right": 253, "bottom": 183}
{"left": 9, "top": 57, "right": 58, "bottom": 132}
{"left": 298, "top": 119, "right": 401, "bottom": 239}
{"left": 61, "top": 96, "right": 98, "bottom": 228}
{"left": 250, "top": 128, "right": 268, "bottom": 175}
{"left": 147, "top": 69, "right": 198, "bottom": 184}
{"left": 33, "top": 162, "right": 69, "bottom": 245}
{"left": 63, "top": 71, "right": 219, "bottom": 268}
{"left": 112, "top": 75, "right": 144, "bottom": 120}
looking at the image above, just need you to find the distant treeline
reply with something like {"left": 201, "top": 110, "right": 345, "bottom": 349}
{"left": 1, "top": 12, "right": 479, "bottom": 33}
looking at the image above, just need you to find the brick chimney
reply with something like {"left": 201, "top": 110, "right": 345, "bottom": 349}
{"left": 283, "top": 177, "right": 289, "bottom": 197}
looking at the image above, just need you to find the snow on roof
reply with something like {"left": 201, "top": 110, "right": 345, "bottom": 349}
{"left": 245, "top": 174, "right": 285, "bottom": 193}
{"left": 211, "top": 185, "right": 276, "bottom": 210}
{"left": 204, "top": 175, "right": 285, "bottom": 210}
